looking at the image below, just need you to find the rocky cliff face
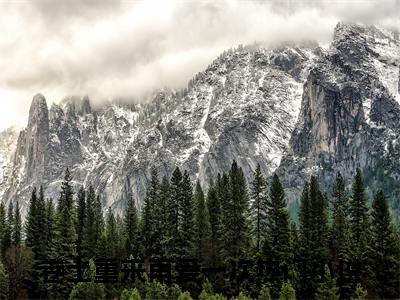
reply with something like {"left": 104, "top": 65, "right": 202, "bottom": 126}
{"left": 1, "top": 23, "right": 399, "bottom": 217}
{"left": 277, "top": 23, "right": 400, "bottom": 200}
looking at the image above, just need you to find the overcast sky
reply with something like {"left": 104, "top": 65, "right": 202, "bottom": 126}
{"left": 0, "top": 0, "right": 399, "bottom": 130}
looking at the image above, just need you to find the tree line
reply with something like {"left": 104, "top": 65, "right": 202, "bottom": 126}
{"left": 0, "top": 160, "right": 399, "bottom": 299}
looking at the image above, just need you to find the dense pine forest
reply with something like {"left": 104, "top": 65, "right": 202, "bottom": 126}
{"left": 0, "top": 160, "right": 399, "bottom": 300}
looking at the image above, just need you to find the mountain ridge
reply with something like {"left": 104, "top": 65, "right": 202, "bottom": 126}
{"left": 1, "top": 22, "right": 399, "bottom": 218}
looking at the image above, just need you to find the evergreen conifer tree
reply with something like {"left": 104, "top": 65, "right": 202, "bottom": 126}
{"left": 250, "top": 164, "right": 268, "bottom": 253}
{"left": 314, "top": 265, "right": 340, "bottom": 300}
{"left": 370, "top": 190, "right": 400, "bottom": 299}
{"left": 0, "top": 202, "right": 5, "bottom": 257}
{"left": 2, "top": 202, "right": 13, "bottom": 255}
{"left": 51, "top": 168, "right": 77, "bottom": 298}
{"left": 223, "top": 161, "right": 251, "bottom": 262}
{"left": 298, "top": 177, "right": 329, "bottom": 299}
{"left": 279, "top": 282, "right": 296, "bottom": 300}
{"left": 76, "top": 187, "right": 86, "bottom": 257}
{"left": 329, "top": 173, "right": 352, "bottom": 298}
{"left": 12, "top": 201, "right": 21, "bottom": 246}
{"left": 194, "top": 181, "right": 211, "bottom": 264}
{"left": 349, "top": 169, "right": 369, "bottom": 260}
{"left": 180, "top": 170, "right": 195, "bottom": 258}
{"left": 265, "top": 174, "right": 291, "bottom": 296}
{"left": 0, "top": 261, "right": 9, "bottom": 299}
{"left": 125, "top": 193, "right": 139, "bottom": 257}
{"left": 94, "top": 194, "right": 105, "bottom": 257}
{"left": 25, "top": 188, "right": 38, "bottom": 249}
{"left": 206, "top": 182, "right": 223, "bottom": 266}
{"left": 141, "top": 167, "right": 160, "bottom": 259}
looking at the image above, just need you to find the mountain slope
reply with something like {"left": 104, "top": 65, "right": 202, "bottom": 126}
{"left": 1, "top": 22, "right": 399, "bottom": 217}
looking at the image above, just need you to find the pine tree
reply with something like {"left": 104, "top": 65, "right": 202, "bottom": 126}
{"left": 349, "top": 169, "right": 369, "bottom": 260}
{"left": 298, "top": 182, "right": 312, "bottom": 297}
{"left": 348, "top": 169, "right": 370, "bottom": 290}
{"left": 0, "top": 202, "right": 5, "bottom": 257}
{"left": 25, "top": 188, "right": 38, "bottom": 249}
{"left": 125, "top": 193, "right": 139, "bottom": 257}
{"left": 207, "top": 181, "right": 223, "bottom": 266}
{"left": 2, "top": 202, "right": 13, "bottom": 255}
{"left": 159, "top": 176, "right": 171, "bottom": 257}
{"left": 194, "top": 181, "right": 211, "bottom": 264}
{"left": 298, "top": 178, "right": 329, "bottom": 299}
{"left": 105, "top": 207, "right": 117, "bottom": 257}
{"left": 279, "top": 282, "right": 296, "bottom": 300}
{"left": 76, "top": 187, "right": 86, "bottom": 257}
{"left": 37, "top": 186, "right": 48, "bottom": 255}
{"left": 258, "top": 284, "right": 272, "bottom": 300}
{"left": 314, "top": 265, "right": 340, "bottom": 300}
{"left": 141, "top": 167, "right": 160, "bottom": 259}
{"left": 45, "top": 198, "right": 55, "bottom": 258}
{"left": 94, "top": 194, "right": 105, "bottom": 258}
{"left": 370, "top": 190, "right": 400, "bottom": 299}
{"left": 329, "top": 173, "right": 352, "bottom": 299}
{"left": 68, "top": 259, "right": 105, "bottom": 300}
{"left": 180, "top": 170, "right": 195, "bottom": 258}
{"left": 12, "top": 201, "right": 21, "bottom": 246}
{"left": 51, "top": 168, "right": 77, "bottom": 298}
{"left": 53, "top": 169, "right": 76, "bottom": 259}
{"left": 178, "top": 291, "right": 193, "bottom": 300}
{"left": 350, "top": 284, "right": 367, "bottom": 300}
{"left": 0, "top": 261, "right": 9, "bottom": 299}
{"left": 250, "top": 164, "right": 268, "bottom": 253}
{"left": 265, "top": 174, "right": 291, "bottom": 296}
{"left": 131, "top": 288, "right": 142, "bottom": 300}
{"left": 331, "top": 172, "right": 348, "bottom": 212}
{"left": 223, "top": 161, "right": 251, "bottom": 262}
{"left": 164, "top": 167, "right": 183, "bottom": 259}
{"left": 84, "top": 185, "right": 96, "bottom": 258}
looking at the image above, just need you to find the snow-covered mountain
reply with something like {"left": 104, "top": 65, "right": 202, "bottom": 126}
{"left": 1, "top": 23, "right": 399, "bottom": 217}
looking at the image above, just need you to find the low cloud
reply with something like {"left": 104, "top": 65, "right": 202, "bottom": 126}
{"left": 0, "top": 0, "right": 399, "bottom": 130}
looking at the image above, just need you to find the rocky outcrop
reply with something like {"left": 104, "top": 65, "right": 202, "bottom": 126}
{"left": 278, "top": 23, "right": 400, "bottom": 200}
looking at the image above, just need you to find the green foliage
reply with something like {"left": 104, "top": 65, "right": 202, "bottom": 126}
{"left": 76, "top": 187, "right": 86, "bottom": 257}
{"left": 69, "top": 282, "right": 105, "bottom": 300}
{"left": 349, "top": 169, "right": 370, "bottom": 260}
{"left": 250, "top": 164, "right": 268, "bottom": 253}
{"left": 178, "top": 291, "right": 193, "bottom": 300}
{"left": 206, "top": 181, "right": 223, "bottom": 266}
{"left": 298, "top": 177, "right": 329, "bottom": 298}
{"left": 350, "top": 283, "right": 368, "bottom": 300}
{"left": 264, "top": 174, "right": 291, "bottom": 296}
{"left": 145, "top": 281, "right": 169, "bottom": 300}
{"left": 314, "top": 265, "right": 339, "bottom": 300}
{"left": 194, "top": 181, "right": 211, "bottom": 264}
{"left": 279, "top": 282, "right": 296, "bottom": 300}
{"left": 168, "top": 284, "right": 182, "bottom": 300}
{"left": 121, "top": 288, "right": 142, "bottom": 300}
{"left": 329, "top": 173, "right": 352, "bottom": 299}
{"left": 0, "top": 202, "right": 6, "bottom": 256}
{"left": 258, "top": 284, "right": 272, "bottom": 300}
{"left": 131, "top": 288, "right": 142, "bottom": 300}
{"left": 141, "top": 167, "right": 161, "bottom": 258}
{"left": 0, "top": 261, "right": 9, "bottom": 300}
{"left": 222, "top": 160, "right": 251, "bottom": 262}
{"left": 180, "top": 171, "right": 195, "bottom": 258}
{"left": 2, "top": 164, "right": 400, "bottom": 300}
{"left": 370, "top": 190, "right": 400, "bottom": 298}
{"left": 125, "top": 193, "right": 139, "bottom": 257}
{"left": 69, "top": 259, "right": 105, "bottom": 300}
{"left": 232, "top": 291, "right": 252, "bottom": 300}
{"left": 51, "top": 169, "right": 77, "bottom": 298}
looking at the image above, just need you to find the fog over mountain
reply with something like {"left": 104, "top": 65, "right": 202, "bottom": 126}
{"left": 1, "top": 0, "right": 399, "bottom": 130}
